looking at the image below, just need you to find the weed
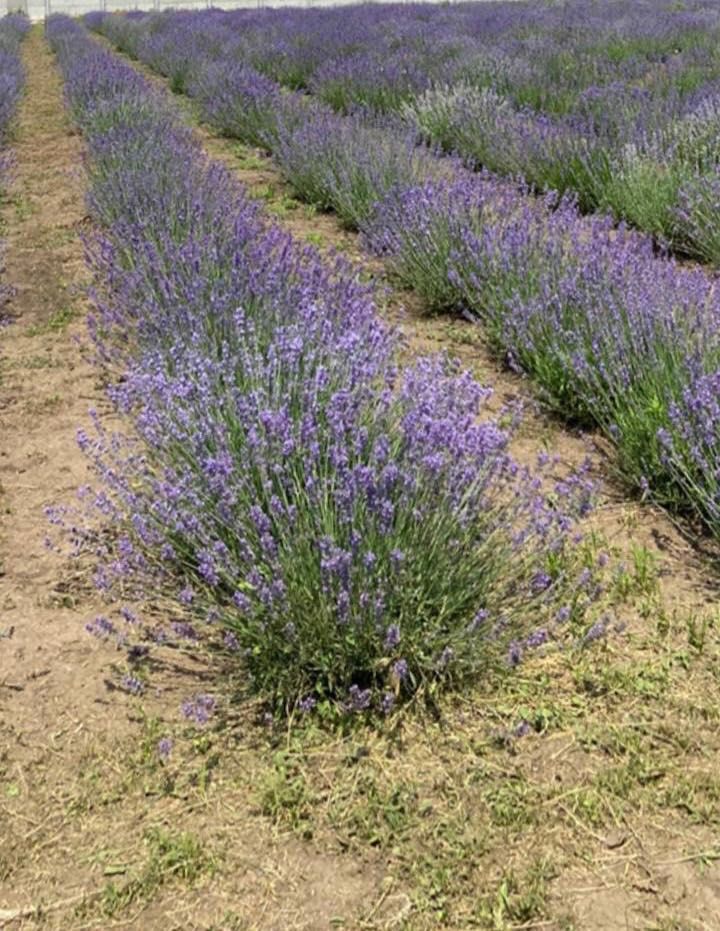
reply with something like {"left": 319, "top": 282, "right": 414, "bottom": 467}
{"left": 233, "top": 148, "right": 267, "bottom": 171}
{"left": 98, "top": 827, "right": 214, "bottom": 917}
{"left": 686, "top": 612, "right": 715, "bottom": 654}
{"left": 258, "top": 750, "right": 316, "bottom": 835}
{"left": 304, "top": 230, "right": 325, "bottom": 247}
{"left": 267, "top": 193, "right": 302, "bottom": 217}
{"left": 27, "top": 305, "right": 77, "bottom": 336}
{"left": 476, "top": 858, "right": 556, "bottom": 929}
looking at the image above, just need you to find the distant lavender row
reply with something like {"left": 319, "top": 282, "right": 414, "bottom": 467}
{"left": 0, "top": 14, "right": 29, "bottom": 140}
{"left": 91, "top": 3, "right": 720, "bottom": 262}
{"left": 92, "top": 8, "right": 720, "bottom": 542}
{"left": 0, "top": 14, "right": 30, "bottom": 319}
{"left": 47, "top": 15, "right": 595, "bottom": 715}
{"left": 89, "top": 2, "right": 720, "bottom": 113}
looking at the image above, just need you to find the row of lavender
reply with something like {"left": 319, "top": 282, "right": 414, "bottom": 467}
{"left": 0, "top": 14, "right": 30, "bottom": 317}
{"left": 46, "top": 15, "right": 596, "bottom": 715}
{"left": 92, "top": 3, "right": 720, "bottom": 263}
{"left": 0, "top": 15, "right": 28, "bottom": 139}
{"left": 91, "top": 8, "right": 720, "bottom": 547}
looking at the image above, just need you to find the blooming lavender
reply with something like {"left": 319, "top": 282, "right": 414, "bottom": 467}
{"left": 0, "top": 14, "right": 29, "bottom": 318}
{"left": 76, "top": 7, "right": 720, "bottom": 549}
{"left": 181, "top": 694, "right": 216, "bottom": 726}
{"left": 364, "top": 169, "right": 720, "bottom": 526}
{"left": 47, "top": 16, "right": 596, "bottom": 715}
{"left": 188, "top": 56, "right": 447, "bottom": 231}
{"left": 88, "top": 2, "right": 720, "bottom": 260}
{"left": 0, "top": 14, "right": 28, "bottom": 142}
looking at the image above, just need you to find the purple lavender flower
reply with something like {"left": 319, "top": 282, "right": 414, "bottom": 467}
{"left": 223, "top": 630, "right": 240, "bottom": 651}
{"left": 392, "top": 658, "right": 409, "bottom": 682}
{"left": 384, "top": 624, "right": 401, "bottom": 651}
{"left": 121, "top": 674, "right": 144, "bottom": 695}
{"left": 582, "top": 618, "right": 609, "bottom": 645}
{"left": 120, "top": 606, "right": 137, "bottom": 625}
{"left": 171, "top": 621, "right": 198, "bottom": 641}
{"left": 346, "top": 685, "right": 372, "bottom": 713}
{"left": 507, "top": 641, "right": 523, "bottom": 667}
{"left": 513, "top": 720, "right": 532, "bottom": 739}
{"left": 85, "top": 616, "right": 115, "bottom": 639}
{"left": 531, "top": 571, "right": 552, "bottom": 593}
{"left": 181, "top": 693, "right": 216, "bottom": 725}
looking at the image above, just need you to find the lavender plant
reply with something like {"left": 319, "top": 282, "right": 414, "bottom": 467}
{"left": 0, "top": 14, "right": 29, "bottom": 142}
{"left": 271, "top": 109, "right": 448, "bottom": 231}
{"left": 188, "top": 61, "right": 286, "bottom": 149}
{"left": 366, "top": 173, "right": 720, "bottom": 513}
{"left": 49, "top": 16, "right": 596, "bottom": 715}
{"left": 674, "top": 167, "right": 720, "bottom": 264}
{"left": 189, "top": 55, "right": 447, "bottom": 231}
{"left": 87, "top": 2, "right": 720, "bottom": 263}
{"left": 653, "top": 367, "right": 720, "bottom": 537}
{"left": 404, "top": 83, "right": 613, "bottom": 211}
{"left": 309, "top": 45, "right": 439, "bottom": 115}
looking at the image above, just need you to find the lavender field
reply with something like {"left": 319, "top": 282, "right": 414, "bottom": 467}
{"left": 3, "top": 6, "right": 720, "bottom": 930}
{"left": 81, "top": 1, "right": 720, "bottom": 544}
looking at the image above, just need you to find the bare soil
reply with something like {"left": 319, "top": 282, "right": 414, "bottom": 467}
{"left": 1, "top": 27, "right": 720, "bottom": 931}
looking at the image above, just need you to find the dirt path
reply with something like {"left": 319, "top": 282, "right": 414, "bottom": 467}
{"left": 0, "top": 22, "right": 129, "bottom": 916}
{"left": 0, "top": 26, "right": 112, "bottom": 802}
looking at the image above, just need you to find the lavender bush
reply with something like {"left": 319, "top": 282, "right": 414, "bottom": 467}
{"left": 674, "top": 167, "right": 720, "bottom": 264}
{"left": 0, "top": 13, "right": 29, "bottom": 317}
{"left": 404, "top": 83, "right": 613, "bottom": 211}
{"left": 189, "top": 57, "right": 447, "bottom": 231}
{"left": 0, "top": 14, "right": 29, "bottom": 142}
{"left": 49, "top": 16, "right": 596, "bottom": 715}
{"left": 272, "top": 109, "right": 448, "bottom": 231}
{"left": 653, "top": 367, "right": 720, "bottom": 537}
{"left": 189, "top": 61, "right": 286, "bottom": 149}
{"left": 366, "top": 174, "right": 720, "bottom": 513}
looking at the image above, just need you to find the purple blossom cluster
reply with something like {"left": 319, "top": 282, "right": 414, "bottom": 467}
{"left": 46, "top": 15, "right": 597, "bottom": 715}
{"left": 364, "top": 174, "right": 720, "bottom": 526}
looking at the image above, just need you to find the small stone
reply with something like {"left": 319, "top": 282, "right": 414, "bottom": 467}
{"left": 604, "top": 830, "right": 628, "bottom": 849}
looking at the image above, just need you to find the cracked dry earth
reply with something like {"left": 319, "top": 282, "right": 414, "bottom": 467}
{"left": 2, "top": 24, "right": 720, "bottom": 931}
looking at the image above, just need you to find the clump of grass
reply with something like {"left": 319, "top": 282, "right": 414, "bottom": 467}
{"left": 27, "top": 305, "right": 77, "bottom": 336}
{"left": 98, "top": 827, "right": 215, "bottom": 918}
